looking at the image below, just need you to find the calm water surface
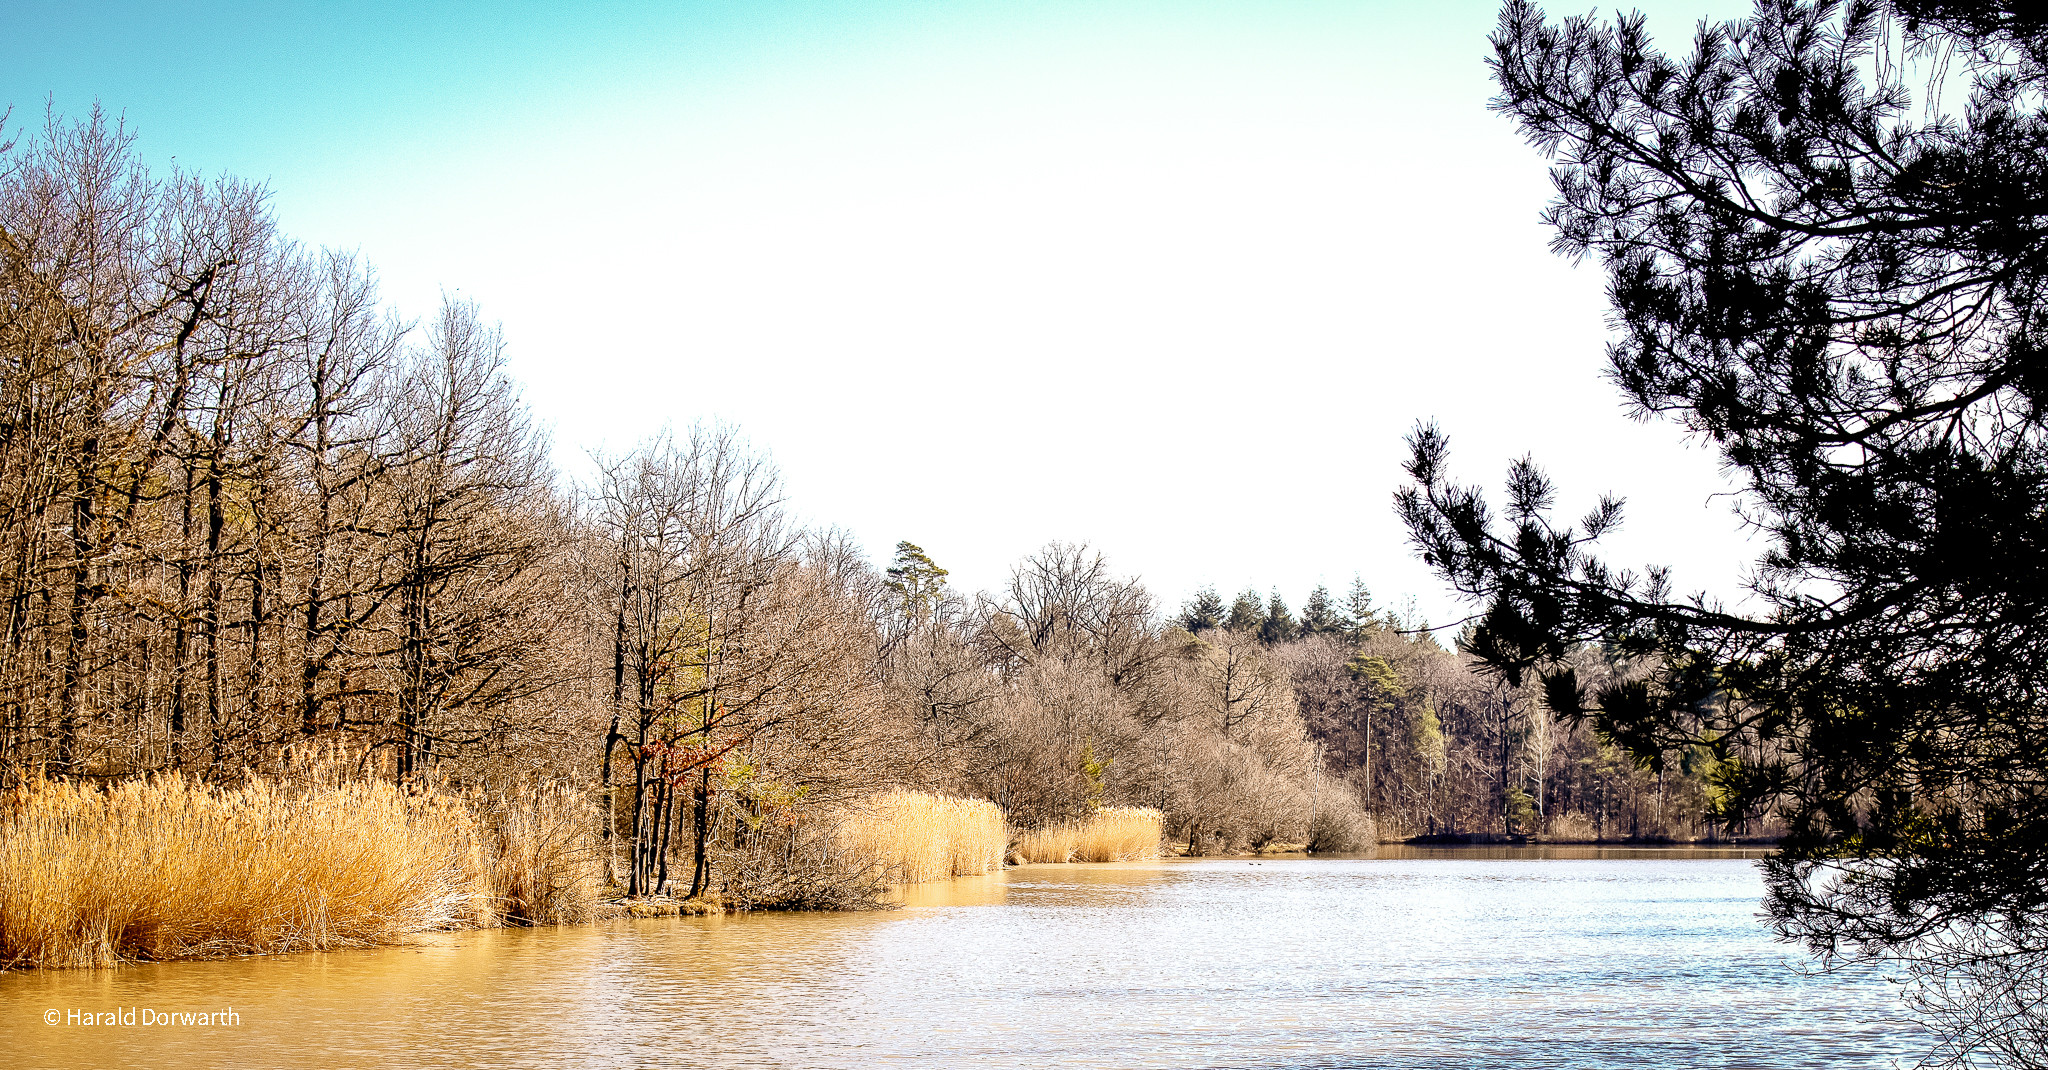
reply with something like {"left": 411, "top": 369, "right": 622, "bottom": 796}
{"left": 3, "top": 849, "right": 1926, "bottom": 1068}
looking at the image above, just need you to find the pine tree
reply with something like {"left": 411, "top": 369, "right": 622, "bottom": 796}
{"left": 1176, "top": 586, "right": 1227, "bottom": 633}
{"left": 1342, "top": 577, "right": 1383, "bottom": 638}
{"left": 1300, "top": 585, "right": 1343, "bottom": 636}
{"left": 1402, "top": 1, "right": 2048, "bottom": 1055}
{"left": 884, "top": 541, "right": 949, "bottom": 624}
{"left": 1259, "top": 590, "right": 1299, "bottom": 645}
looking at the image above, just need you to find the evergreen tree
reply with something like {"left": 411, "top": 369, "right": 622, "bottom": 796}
{"left": 1300, "top": 584, "right": 1344, "bottom": 636}
{"left": 1403, "top": 1, "right": 2048, "bottom": 1055}
{"left": 1225, "top": 588, "right": 1266, "bottom": 633}
{"left": 1259, "top": 590, "right": 1299, "bottom": 645}
{"left": 1342, "top": 576, "right": 1384, "bottom": 638}
{"left": 1176, "top": 586, "right": 1227, "bottom": 633}
{"left": 883, "top": 541, "right": 949, "bottom": 624}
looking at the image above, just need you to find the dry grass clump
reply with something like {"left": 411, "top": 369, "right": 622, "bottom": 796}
{"left": 1, "top": 775, "right": 468, "bottom": 968}
{"left": 0, "top": 773, "right": 602, "bottom": 969}
{"left": 464, "top": 783, "right": 603, "bottom": 926}
{"left": 1541, "top": 812, "right": 1599, "bottom": 842}
{"left": 833, "top": 790, "right": 1006, "bottom": 884}
{"left": 1013, "top": 807, "right": 1162, "bottom": 863}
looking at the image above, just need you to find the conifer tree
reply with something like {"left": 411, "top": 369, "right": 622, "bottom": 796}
{"left": 1300, "top": 585, "right": 1344, "bottom": 636}
{"left": 1225, "top": 588, "right": 1266, "bottom": 633}
{"left": 1402, "top": 2, "right": 2048, "bottom": 1057}
{"left": 1259, "top": 590, "right": 1299, "bottom": 645}
{"left": 1176, "top": 586, "right": 1227, "bottom": 633}
{"left": 1342, "top": 577, "right": 1384, "bottom": 638}
{"left": 884, "top": 541, "right": 949, "bottom": 625}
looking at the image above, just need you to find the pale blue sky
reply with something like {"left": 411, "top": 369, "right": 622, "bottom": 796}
{"left": 7, "top": 0, "right": 1760, "bottom": 629}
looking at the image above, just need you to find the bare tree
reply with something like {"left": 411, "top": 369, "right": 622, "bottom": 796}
{"left": 381, "top": 299, "right": 558, "bottom": 777}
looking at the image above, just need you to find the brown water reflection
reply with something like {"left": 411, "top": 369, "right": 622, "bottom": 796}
{"left": 3, "top": 852, "right": 1922, "bottom": 1068}
{"left": 1371, "top": 843, "right": 1778, "bottom": 861}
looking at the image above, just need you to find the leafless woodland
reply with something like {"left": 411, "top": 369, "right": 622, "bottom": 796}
{"left": 0, "top": 111, "right": 1742, "bottom": 902}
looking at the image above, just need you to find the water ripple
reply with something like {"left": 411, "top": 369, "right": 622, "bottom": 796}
{"left": 2, "top": 855, "right": 1926, "bottom": 1068}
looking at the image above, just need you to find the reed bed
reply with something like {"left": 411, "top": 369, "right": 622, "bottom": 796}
{"left": 466, "top": 782, "right": 602, "bottom": 926}
{"left": 1012, "top": 807, "right": 1163, "bottom": 863}
{"left": 0, "top": 774, "right": 599, "bottom": 969}
{"left": 833, "top": 790, "right": 1006, "bottom": 884}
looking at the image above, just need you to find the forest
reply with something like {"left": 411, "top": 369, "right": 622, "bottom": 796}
{"left": 0, "top": 110, "right": 1745, "bottom": 949}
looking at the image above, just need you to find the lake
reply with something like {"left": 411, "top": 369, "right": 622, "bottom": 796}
{"left": 3, "top": 848, "right": 1926, "bottom": 1068}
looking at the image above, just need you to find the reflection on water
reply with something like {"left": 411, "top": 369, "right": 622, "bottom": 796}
{"left": 3, "top": 853, "right": 1924, "bottom": 1068}
{"left": 1371, "top": 843, "right": 1779, "bottom": 861}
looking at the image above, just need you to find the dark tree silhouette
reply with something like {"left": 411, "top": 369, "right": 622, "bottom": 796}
{"left": 1259, "top": 590, "right": 1300, "bottom": 646}
{"left": 1300, "top": 584, "right": 1344, "bottom": 636}
{"left": 1401, "top": 1, "right": 2048, "bottom": 1059}
{"left": 1225, "top": 588, "right": 1266, "bottom": 633}
{"left": 1176, "top": 586, "right": 1227, "bottom": 633}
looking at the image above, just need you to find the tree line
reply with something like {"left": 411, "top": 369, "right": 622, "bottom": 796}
{"left": 1171, "top": 583, "right": 1749, "bottom": 843}
{"left": 1, "top": 109, "right": 577, "bottom": 785}
{"left": 2, "top": 110, "right": 1727, "bottom": 910}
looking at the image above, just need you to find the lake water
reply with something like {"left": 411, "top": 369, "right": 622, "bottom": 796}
{"left": 3, "top": 848, "right": 1927, "bottom": 1068}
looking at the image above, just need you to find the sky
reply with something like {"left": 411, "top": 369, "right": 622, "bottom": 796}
{"left": 6, "top": 0, "right": 1763, "bottom": 633}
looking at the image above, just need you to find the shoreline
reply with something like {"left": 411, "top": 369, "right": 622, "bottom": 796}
{"left": 1396, "top": 833, "right": 1781, "bottom": 847}
{"left": 5, "top": 847, "right": 1780, "bottom": 973}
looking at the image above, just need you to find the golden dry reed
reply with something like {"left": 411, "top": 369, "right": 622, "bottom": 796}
{"left": 1013, "top": 807, "right": 1163, "bottom": 863}
{"left": 470, "top": 782, "right": 601, "bottom": 926}
{"left": 0, "top": 774, "right": 597, "bottom": 969}
{"left": 833, "top": 790, "right": 1006, "bottom": 884}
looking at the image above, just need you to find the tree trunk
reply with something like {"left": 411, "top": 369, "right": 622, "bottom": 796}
{"left": 688, "top": 765, "right": 712, "bottom": 899}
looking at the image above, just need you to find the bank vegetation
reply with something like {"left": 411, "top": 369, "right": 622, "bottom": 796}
{"left": 0, "top": 110, "right": 1748, "bottom": 968}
